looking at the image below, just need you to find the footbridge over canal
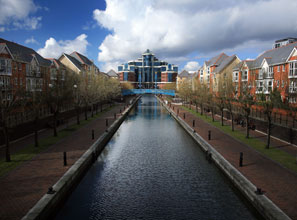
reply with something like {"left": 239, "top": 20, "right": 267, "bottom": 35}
{"left": 122, "top": 89, "right": 175, "bottom": 96}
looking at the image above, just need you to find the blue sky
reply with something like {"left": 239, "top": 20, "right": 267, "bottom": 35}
{"left": 1, "top": 0, "right": 297, "bottom": 72}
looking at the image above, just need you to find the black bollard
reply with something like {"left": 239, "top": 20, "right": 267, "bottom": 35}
{"left": 106, "top": 118, "right": 108, "bottom": 127}
{"left": 63, "top": 152, "right": 67, "bottom": 166}
{"left": 239, "top": 152, "right": 243, "bottom": 167}
{"left": 193, "top": 120, "right": 195, "bottom": 127}
{"left": 208, "top": 130, "right": 211, "bottom": 140}
{"left": 114, "top": 113, "right": 116, "bottom": 119}
{"left": 92, "top": 129, "right": 94, "bottom": 140}
{"left": 47, "top": 186, "right": 56, "bottom": 194}
{"left": 255, "top": 187, "right": 263, "bottom": 195}
{"left": 183, "top": 113, "right": 186, "bottom": 119}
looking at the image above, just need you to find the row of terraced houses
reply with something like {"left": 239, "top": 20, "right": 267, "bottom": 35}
{"left": 178, "top": 38, "right": 297, "bottom": 103}
{"left": 0, "top": 38, "right": 118, "bottom": 126}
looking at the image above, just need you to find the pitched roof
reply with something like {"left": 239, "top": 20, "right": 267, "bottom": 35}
{"left": 107, "top": 69, "right": 118, "bottom": 77}
{"left": 206, "top": 53, "right": 228, "bottom": 66}
{"left": 62, "top": 53, "right": 82, "bottom": 71}
{"left": 70, "top": 51, "right": 93, "bottom": 66}
{"left": 0, "top": 38, "right": 51, "bottom": 66}
{"left": 214, "top": 55, "right": 237, "bottom": 73}
{"left": 252, "top": 42, "right": 297, "bottom": 68}
{"left": 179, "top": 70, "right": 193, "bottom": 78}
{"left": 47, "top": 58, "right": 66, "bottom": 69}
{"left": 233, "top": 60, "right": 255, "bottom": 71}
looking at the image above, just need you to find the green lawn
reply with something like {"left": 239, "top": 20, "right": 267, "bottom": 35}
{"left": 181, "top": 106, "right": 297, "bottom": 174}
{"left": 0, "top": 106, "right": 114, "bottom": 177}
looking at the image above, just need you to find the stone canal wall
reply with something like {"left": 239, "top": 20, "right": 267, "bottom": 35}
{"left": 22, "top": 96, "right": 141, "bottom": 220}
{"left": 156, "top": 96, "right": 290, "bottom": 220}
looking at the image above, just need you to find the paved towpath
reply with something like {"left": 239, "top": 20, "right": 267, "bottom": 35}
{"left": 165, "top": 100, "right": 297, "bottom": 219}
{"left": 0, "top": 101, "right": 131, "bottom": 220}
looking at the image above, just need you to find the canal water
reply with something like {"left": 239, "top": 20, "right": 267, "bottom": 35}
{"left": 55, "top": 95, "right": 257, "bottom": 220}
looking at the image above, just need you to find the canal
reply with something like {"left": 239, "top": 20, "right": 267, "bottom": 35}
{"left": 55, "top": 95, "right": 257, "bottom": 220}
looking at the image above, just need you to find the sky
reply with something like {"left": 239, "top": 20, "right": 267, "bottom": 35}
{"left": 1, "top": 0, "right": 297, "bottom": 73}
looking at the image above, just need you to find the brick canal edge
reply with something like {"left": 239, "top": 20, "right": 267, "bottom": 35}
{"left": 22, "top": 95, "right": 141, "bottom": 220}
{"left": 156, "top": 95, "right": 290, "bottom": 220}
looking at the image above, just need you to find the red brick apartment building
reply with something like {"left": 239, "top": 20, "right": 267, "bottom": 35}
{"left": 233, "top": 39, "right": 297, "bottom": 103}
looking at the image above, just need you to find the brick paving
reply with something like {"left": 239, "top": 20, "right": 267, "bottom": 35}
{"left": 0, "top": 101, "right": 130, "bottom": 220}
{"left": 168, "top": 101, "right": 297, "bottom": 219}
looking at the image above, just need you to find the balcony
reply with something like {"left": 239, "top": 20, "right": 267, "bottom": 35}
{"left": 289, "top": 86, "right": 297, "bottom": 93}
{"left": 266, "top": 72, "right": 274, "bottom": 78}
{"left": 242, "top": 75, "right": 248, "bottom": 81}
{"left": 289, "top": 70, "right": 297, "bottom": 78}
{"left": 233, "top": 76, "right": 238, "bottom": 82}
{"left": 0, "top": 85, "right": 12, "bottom": 91}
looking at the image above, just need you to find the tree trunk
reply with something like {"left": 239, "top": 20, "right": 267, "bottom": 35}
{"left": 53, "top": 113, "right": 57, "bottom": 137}
{"left": 246, "top": 115, "right": 250, "bottom": 138}
{"left": 76, "top": 107, "right": 80, "bottom": 125}
{"left": 100, "top": 104, "right": 103, "bottom": 112}
{"left": 85, "top": 105, "right": 88, "bottom": 120}
{"left": 195, "top": 104, "right": 198, "bottom": 113}
{"left": 96, "top": 103, "right": 98, "bottom": 114}
{"left": 91, "top": 104, "right": 94, "bottom": 117}
{"left": 266, "top": 118, "right": 271, "bottom": 149}
{"left": 4, "top": 126, "right": 11, "bottom": 162}
{"left": 200, "top": 103, "right": 203, "bottom": 115}
{"left": 231, "top": 112, "right": 234, "bottom": 131}
{"left": 211, "top": 107, "right": 214, "bottom": 122}
{"left": 34, "top": 117, "right": 39, "bottom": 147}
{"left": 221, "top": 110, "right": 224, "bottom": 126}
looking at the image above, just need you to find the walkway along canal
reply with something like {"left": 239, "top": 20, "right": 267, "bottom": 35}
{"left": 55, "top": 95, "right": 258, "bottom": 220}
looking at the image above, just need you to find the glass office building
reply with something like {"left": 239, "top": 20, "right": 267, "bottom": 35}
{"left": 118, "top": 49, "right": 178, "bottom": 89}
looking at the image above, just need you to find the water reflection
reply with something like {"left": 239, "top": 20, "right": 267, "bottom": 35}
{"left": 55, "top": 95, "right": 256, "bottom": 220}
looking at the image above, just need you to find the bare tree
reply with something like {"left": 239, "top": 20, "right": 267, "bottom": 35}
{"left": 0, "top": 87, "right": 26, "bottom": 162}
{"left": 238, "top": 82, "right": 255, "bottom": 138}
{"left": 257, "top": 88, "right": 283, "bottom": 149}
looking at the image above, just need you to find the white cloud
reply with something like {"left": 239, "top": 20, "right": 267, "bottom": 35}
{"left": 93, "top": 0, "right": 297, "bottom": 71}
{"left": 25, "top": 36, "right": 39, "bottom": 44}
{"left": 0, "top": 27, "right": 5, "bottom": 32}
{"left": 0, "top": 0, "right": 41, "bottom": 30}
{"left": 184, "top": 61, "right": 200, "bottom": 72}
{"left": 37, "top": 34, "right": 89, "bottom": 58}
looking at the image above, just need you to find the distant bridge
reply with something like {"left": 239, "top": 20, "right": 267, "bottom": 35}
{"left": 122, "top": 89, "right": 175, "bottom": 96}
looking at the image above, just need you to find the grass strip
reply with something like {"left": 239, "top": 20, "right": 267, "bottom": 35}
{"left": 181, "top": 106, "right": 297, "bottom": 174}
{"left": 0, "top": 106, "right": 114, "bottom": 177}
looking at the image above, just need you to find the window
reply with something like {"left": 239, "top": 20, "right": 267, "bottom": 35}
{"left": 242, "top": 70, "right": 248, "bottom": 81}
{"left": 283, "top": 64, "right": 285, "bottom": 72}
{"left": 15, "top": 78, "right": 18, "bottom": 85}
{"left": 18, "top": 63, "right": 22, "bottom": 71}
{"left": 267, "top": 80, "right": 273, "bottom": 92}
{"left": 282, "top": 80, "right": 284, "bottom": 88}
{"left": 277, "top": 80, "right": 279, "bottom": 87}
{"left": 268, "top": 66, "right": 274, "bottom": 78}
{"left": 257, "top": 81, "right": 263, "bottom": 92}
{"left": 277, "top": 66, "right": 280, "bottom": 72}
{"left": 207, "top": 67, "right": 210, "bottom": 74}
{"left": 289, "top": 62, "right": 297, "bottom": 77}
{"left": 200, "top": 70, "right": 203, "bottom": 75}
{"left": 0, "top": 59, "right": 12, "bottom": 75}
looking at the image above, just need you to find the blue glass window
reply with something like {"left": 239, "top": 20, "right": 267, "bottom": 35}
{"left": 168, "top": 64, "right": 172, "bottom": 71}
{"left": 118, "top": 66, "right": 123, "bottom": 71}
{"left": 124, "top": 63, "right": 129, "bottom": 71}
{"left": 161, "top": 67, "right": 166, "bottom": 71}
{"left": 173, "top": 67, "right": 178, "bottom": 72}
{"left": 168, "top": 73, "right": 172, "bottom": 82}
{"left": 124, "top": 72, "right": 128, "bottom": 81}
